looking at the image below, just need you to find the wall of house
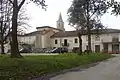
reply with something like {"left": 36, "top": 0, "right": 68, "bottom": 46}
{"left": 35, "top": 28, "right": 59, "bottom": 48}
{"left": 52, "top": 37, "right": 81, "bottom": 52}
{"left": 51, "top": 33, "right": 120, "bottom": 52}
{"left": 35, "top": 34, "right": 42, "bottom": 48}
{"left": 44, "top": 31, "right": 54, "bottom": 48}
{"left": 101, "top": 33, "right": 119, "bottom": 42}
{"left": 52, "top": 36, "right": 102, "bottom": 52}
{"left": 18, "top": 30, "right": 120, "bottom": 53}
{"left": 82, "top": 35, "right": 103, "bottom": 52}
{"left": 18, "top": 36, "right": 36, "bottom": 45}
{"left": 42, "top": 29, "right": 57, "bottom": 48}
{"left": 82, "top": 33, "right": 120, "bottom": 52}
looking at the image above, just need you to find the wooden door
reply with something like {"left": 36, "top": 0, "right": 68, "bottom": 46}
{"left": 95, "top": 45, "right": 100, "bottom": 52}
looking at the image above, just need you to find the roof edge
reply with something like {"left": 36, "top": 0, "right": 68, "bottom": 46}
{"left": 36, "top": 26, "right": 62, "bottom": 31}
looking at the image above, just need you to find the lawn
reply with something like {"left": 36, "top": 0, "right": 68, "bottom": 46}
{"left": 0, "top": 53, "right": 112, "bottom": 80}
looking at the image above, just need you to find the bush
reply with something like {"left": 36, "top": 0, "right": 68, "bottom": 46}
{"left": 72, "top": 47, "right": 79, "bottom": 53}
{"left": 84, "top": 50, "right": 92, "bottom": 53}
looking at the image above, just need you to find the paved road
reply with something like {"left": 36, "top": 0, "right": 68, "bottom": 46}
{"left": 51, "top": 54, "right": 120, "bottom": 80}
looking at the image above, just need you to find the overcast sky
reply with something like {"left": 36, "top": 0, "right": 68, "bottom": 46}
{"left": 26, "top": 0, "right": 120, "bottom": 32}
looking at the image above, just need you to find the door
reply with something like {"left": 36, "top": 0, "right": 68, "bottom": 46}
{"left": 95, "top": 45, "right": 100, "bottom": 52}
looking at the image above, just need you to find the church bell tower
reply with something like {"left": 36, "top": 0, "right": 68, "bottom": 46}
{"left": 56, "top": 13, "right": 65, "bottom": 31}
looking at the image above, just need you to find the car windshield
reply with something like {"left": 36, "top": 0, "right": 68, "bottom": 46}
{"left": 52, "top": 48, "right": 57, "bottom": 51}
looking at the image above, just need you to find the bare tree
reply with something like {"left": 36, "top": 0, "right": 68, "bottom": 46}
{"left": 17, "top": 7, "right": 31, "bottom": 35}
{"left": 0, "top": 0, "right": 11, "bottom": 54}
{"left": 7, "top": 0, "right": 46, "bottom": 58}
{"left": 0, "top": 0, "right": 31, "bottom": 55}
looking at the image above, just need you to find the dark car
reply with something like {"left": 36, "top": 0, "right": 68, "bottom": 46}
{"left": 48, "top": 47, "right": 68, "bottom": 53}
{"left": 19, "top": 48, "right": 32, "bottom": 53}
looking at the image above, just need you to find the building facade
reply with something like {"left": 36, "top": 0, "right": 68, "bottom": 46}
{"left": 18, "top": 13, "right": 120, "bottom": 53}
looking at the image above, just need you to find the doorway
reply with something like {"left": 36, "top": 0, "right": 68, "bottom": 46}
{"left": 64, "top": 39, "right": 67, "bottom": 46}
{"left": 95, "top": 45, "right": 100, "bottom": 52}
{"left": 112, "top": 44, "right": 119, "bottom": 53}
{"left": 103, "top": 43, "right": 108, "bottom": 53}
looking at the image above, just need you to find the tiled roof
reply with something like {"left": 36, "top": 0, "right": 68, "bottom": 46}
{"left": 18, "top": 31, "right": 42, "bottom": 37}
{"left": 51, "top": 31, "right": 77, "bottom": 38}
{"left": 36, "top": 26, "right": 62, "bottom": 31}
{"left": 51, "top": 29, "right": 120, "bottom": 38}
{"left": 18, "top": 29, "right": 120, "bottom": 37}
{"left": 18, "top": 27, "right": 57, "bottom": 37}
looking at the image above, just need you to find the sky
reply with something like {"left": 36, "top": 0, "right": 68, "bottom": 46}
{"left": 25, "top": 0, "right": 120, "bottom": 32}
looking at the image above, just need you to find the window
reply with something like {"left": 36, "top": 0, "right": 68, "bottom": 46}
{"left": 64, "top": 39, "right": 68, "bottom": 46}
{"left": 95, "top": 35, "right": 100, "bottom": 41}
{"left": 74, "top": 38, "right": 78, "bottom": 43}
{"left": 55, "top": 39, "right": 57, "bottom": 44}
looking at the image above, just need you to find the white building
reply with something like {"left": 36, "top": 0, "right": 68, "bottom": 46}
{"left": 18, "top": 13, "right": 120, "bottom": 53}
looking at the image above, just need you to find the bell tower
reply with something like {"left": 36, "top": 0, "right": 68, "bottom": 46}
{"left": 56, "top": 13, "right": 65, "bottom": 31}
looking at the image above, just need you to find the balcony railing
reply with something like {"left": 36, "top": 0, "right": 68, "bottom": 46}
{"left": 101, "top": 37, "right": 119, "bottom": 43}
{"left": 61, "top": 43, "right": 69, "bottom": 47}
{"left": 112, "top": 38, "right": 119, "bottom": 42}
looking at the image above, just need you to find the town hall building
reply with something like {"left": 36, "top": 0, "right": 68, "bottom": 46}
{"left": 18, "top": 13, "right": 120, "bottom": 53}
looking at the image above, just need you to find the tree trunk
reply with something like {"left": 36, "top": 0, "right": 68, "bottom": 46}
{"left": 10, "top": 0, "right": 22, "bottom": 58}
{"left": 0, "top": 21, "right": 5, "bottom": 54}
{"left": 78, "top": 35, "right": 82, "bottom": 55}
{"left": 77, "top": 30, "right": 82, "bottom": 55}
{"left": 1, "top": 42, "right": 5, "bottom": 54}
{"left": 87, "top": 18, "right": 92, "bottom": 52}
{"left": 86, "top": 0, "right": 92, "bottom": 52}
{"left": 87, "top": 27, "right": 91, "bottom": 51}
{"left": 0, "top": 23, "right": 5, "bottom": 54}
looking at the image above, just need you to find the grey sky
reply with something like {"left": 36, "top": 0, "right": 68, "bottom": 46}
{"left": 26, "top": 0, "right": 120, "bottom": 32}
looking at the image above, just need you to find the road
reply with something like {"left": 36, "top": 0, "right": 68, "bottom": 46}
{"left": 50, "top": 54, "right": 120, "bottom": 80}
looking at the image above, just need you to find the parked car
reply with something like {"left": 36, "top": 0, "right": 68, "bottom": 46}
{"left": 47, "top": 47, "right": 68, "bottom": 53}
{"left": 19, "top": 48, "right": 32, "bottom": 53}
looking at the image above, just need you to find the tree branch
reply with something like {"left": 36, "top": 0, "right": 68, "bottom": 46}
{"left": 89, "top": 10, "right": 97, "bottom": 19}
{"left": 8, "top": 0, "right": 13, "bottom": 4}
{"left": 3, "top": 27, "right": 11, "bottom": 42}
{"left": 18, "top": 0, "right": 25, "bottom": 11}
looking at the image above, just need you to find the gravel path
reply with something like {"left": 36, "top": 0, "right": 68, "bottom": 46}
{"left": 50, "top": 54, "right": 120, "bottom": 80}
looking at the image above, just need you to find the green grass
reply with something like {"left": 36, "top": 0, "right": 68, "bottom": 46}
{"left": 0, "top": 53, "right": 113, "bottom": 80}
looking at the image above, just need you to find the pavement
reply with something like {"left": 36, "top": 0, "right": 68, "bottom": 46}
{"left": 50, "top": 54, "right": 120, "bottom": 80}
